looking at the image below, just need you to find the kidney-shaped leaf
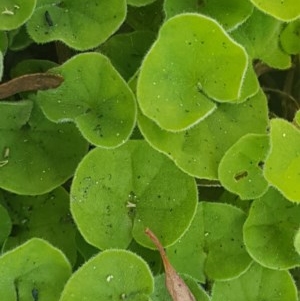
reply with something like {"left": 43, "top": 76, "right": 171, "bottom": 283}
{"left": 71, "top": 140, "right": 197, "bottom": 250}
{"left": 26, "top": 0, "right": 126, "bottom": 50}
{"left": 218, "top": 133, "right": 269, "bottom": 200}
{"left": 60, "top": 249, "right": 154, "bottom": 301}
{"left": 264, "top": 118, "right": 300, "bottom": 203}
{"left": 0, "top": 100, "right": 88, "bottom": 195}
{"left": 167, "top": 202, "right": 252, "bottom": 281}
{"left": 0, "top": 0, "right": 36, "bottom": 31}
{"left": 243, "top": 188, "right": 300, "bottom": 269}
{"left": 0, "top": 238, "right": 71, "bottom": 301}
{"left": 138, "top": 89, "right": 268, "bottom": 180}
{"left": 164, "top": 0, "right": 253, "bottom": 31}
{"left": 211, "top": 262, "right": 298, "bottom": 301}
{"left": 249, "top": 0, "right": 300, "bottom": 21}
{"left": 37, "top": 52, "right": 136, "bottom": 148}
{"left": 2, "top": 187, "right": 77, "bottom": 265}
{"left": 137, "top": 13, "right": 248, "bottom": 131}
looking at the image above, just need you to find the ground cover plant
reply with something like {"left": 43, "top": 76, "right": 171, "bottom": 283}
{"left": 0, "top": 0, "right": 300, "bottom": 300}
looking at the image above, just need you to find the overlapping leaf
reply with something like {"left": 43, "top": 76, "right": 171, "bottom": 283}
{"left": 164, "top": 0, "right": 253, "bottom": 30}
{"left": 0, "top": 200, "right": 11, "bottom": 245}
{"left": 211, "top": 262, "right": 298, "bottom": 301}
{"left": 137, "top": 13, "right": 248, "bottom": 131}
{"left": 280, "top": 19, "right": 300, "bottom": 55}
{"left": 218, "top": 133, "right": 269, "bottom": 200}
{"left": 167, "top": 202, "right": 252, "bottom": 281}
{"left": 138, "top": 89, "right": 268, "bottom": 179}
{"left": 0, "top": 238, "right": 71, "bottom": 301}
{"left": 128, "top": 0, "right": 157, "bottom": 7}
{"left": 26, "top": 0, "right": 126, "bottom": 50}
{"left": 1, "top": 187, "right": 77, "bottom": 265}
{"left": 244, "top": 188, "right": 300, "bottom": 269}
{"left": 0, "top": 0, "right": 36, "bottom": 31}
{"left": 0, "top": 100, "right": 88, "bottom": 195}
{"left": 71, "top": 140, "right": 197, "bottom": 250}
{"left": 60, "top": 249, "right": 154, "bottom": 301}
{"left": 264, "top": 119, "right": 300, "bottom": 202}
{"left": 37, "top": 52, "right": 137, "bottom": 148}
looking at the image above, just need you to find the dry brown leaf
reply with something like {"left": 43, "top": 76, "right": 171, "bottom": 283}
{"left": 145, "top": 228, "right": 196, "bottom": 301}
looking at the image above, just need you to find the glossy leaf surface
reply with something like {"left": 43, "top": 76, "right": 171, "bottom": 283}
{"left": 264, "top": 119, "right": 300, "bottom": 202}
{"left": 0, "top": 238, "right": 72, "bottom": 301}
{"left": 71, "top": 140, "right": 197, "bottom": 250}
{"left": 0, "top": 100, "right": 88, "bottom": 195}
{"left": 138, "top": 89, "right": 268, "bottom": 179}
{"left": 243, "top": 188, "right": 300, "bottom": 269}
{"left": 218, "top": 133, "right": 269, "bottom": 200}
{"left": 211, "top": 262, "right": 298, "bottom": 301}
{"left": 167, "top": 202, "right": 252, "bottom": 281}
{"left": 37, "top": 53, "right": 136, "bottom": 148}
{"left": 60, "top": 249, "right": 154, "bottom": 301}
{"left": 27, "top": 0, "right": 126, "bottom": 50}
{"left": 137, "top": 13, "right": 248, "bottom": 131}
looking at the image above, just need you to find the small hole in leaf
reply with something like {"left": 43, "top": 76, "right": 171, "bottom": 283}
{"left": 234, "top": 170, "right": 248, "bottom": 181}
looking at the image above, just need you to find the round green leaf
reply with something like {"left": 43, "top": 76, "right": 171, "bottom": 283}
{"left": 151, "top": 273, "right": 210, "bottom": 301}
{"left": 167, "top": 202, "right": 252, "bottom": 281}
{"left": 231, "top": 8, "right": 291, "bottom": 69}
{"left": 0, "top": 0, "right": 36, "bottom": 31}
{"left": 0, "top": 100, "right": 88, "bottom": 195}
{"left": 0, "top": 202, "right": 11, "bottom": 245}
{"left": 26, "top": 0, "right": 126, "bottom": 51}
{"left": 249, "top": 0, "right": 300, "bottom": 21}
{"left": 211, "top": 262, "right": 298, "bottom": 301}
{"left": 243, "top": 188, "right": 300, "bottom": 269}
{"left": 60, "top": 249, "right": 154, "bottom": 301}
{"left": 138, "top": 89, "right": 269, "bottom": 180}
{"left": 99, "top": 31, "right": 156, "bottom": 81}
{"left": 280, "top": 19, "right": 300, "bottom": 55}
{"left": 264, "top": 118, "right": 300, "bottom": 202}
{"left": 0, "top": 238, "right": 71, "bottom": 301}
{"left": 37, "top": 52, "right": 136, "bottom": 148}
{"left": 218, "top": 133, "right": 269, "bottom": 200}
{"left": 7, "top": 25, "right": 33, "bottom": 51}
{"left": 71, "top": 140, "right": 197, "bottom": 250}
{"left": 1, "top": 187, "right": 77, "bottom": 265}
{"left": 137, "top": 13, "right": 248, "bottom": 131}
{"left": 164, "top": 0, "right": 254, "bottom": 31}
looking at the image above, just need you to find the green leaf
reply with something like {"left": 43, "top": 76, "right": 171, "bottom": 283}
{"left": 60, "top": 249, "right": 154, "bottom": 301}
{"left": 99, "top": 31, "right": 156, "bottom": 81}
{"left": 231, "top": 8, "right": 291, "bottom": 69}
{"left": 7, "top": 25, "right": 33, "bottom": 51}
{"left": 249, "top": 0, "right": 300, "bottom": 21}
{"left": 295, "top": 110, "right": 300, "bottom": 127}
{"left": 0, "top": 0, "right": 36, "bottom": 31}
{"left": 0, "top": 100, "right": 88, "bottom": 195}
{"left": 75, "top": 231, "right": 98, "bottom": 262}
{"left": 164, "top": 0, "right": 254, "bottom": 31}
{"left": 280, "top": 19, "right": 300, "bottom": 55}
{"left": 167, "top": 202, "right": 252, "bottom": 281}
{"left": 0, "top": 238, "right": 71, "bottom": 301}
{"left": 218, "top": 133, "right": 269, "bottom": 200}
{"left": 151, "top": 273, "right": 210, "bottom": 301}
{"left": 128, "top": 0, "right": 157, "bottom": 7}
{"left": 137, "top": 13, "right": 248, "bottom": 131}
{"left": 264, "top": 118, "right": 300, "bottom": 202}
{"left": 1, "top": 187, "right": 77, "bottom": 265}
{"left": 26, "top": 0, "right": 126, "bottom": 51}
{"left": 211, "top": 262, "right": 298, "bottom": 301}
{"left": 71, "top": 140, "right": 197, "bottom": 250}
{"left": 0, "top": 201, "right": 11, "bottom": 246}
{"left": 244, "top": 188, "right": 300, "bottom": 269}
{"left": 0, "top": 50, "right": 3, "bottom": 80}
{"left": 37, "top": 52, "right": 137, "bottom": 148}
{"left": 138, "top": 89, "right": 269, "bottom": 179}
{"left": 294, "top": 228, "right": 300, "bottom": 256}
{"left": 0, "top": 32, "right": 8, "bottom": 54}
